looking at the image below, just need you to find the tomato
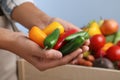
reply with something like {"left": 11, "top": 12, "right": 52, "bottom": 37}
{"left": 106, "top": 45, "right": 120, "bottom": 61}
{"left": 117, "top": 40, "right": 120, "bottom": 47}
{"left": 94, "top": 49, "right": 106, "bottom": 59}
{"left": 90, "top": 34, "right": 106, "bottom": 52}
{"left": 100, "top": 19, "right": 118, "bottom": 35}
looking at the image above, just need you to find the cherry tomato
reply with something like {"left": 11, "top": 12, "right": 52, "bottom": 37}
{"left": 90, "top": 34, "right": 106, "bottom": 52}
{"left": 100, "top": 19, "right": 118, "bottom": 35}
{"left": 106, "top": 45, "right": 120, "bottom": 61}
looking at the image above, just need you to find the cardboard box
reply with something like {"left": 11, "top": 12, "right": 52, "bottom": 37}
{"left": 18, "top": 59, "right": 120, "bottom": 80}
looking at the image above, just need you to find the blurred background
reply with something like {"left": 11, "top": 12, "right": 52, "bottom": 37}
{"left": 17, "top": 0, "right": 120, "bottom": 34}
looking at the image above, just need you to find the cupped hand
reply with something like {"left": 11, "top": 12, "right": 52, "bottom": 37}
{"left": 7, "top": 32, "right": 81, "bottom": 71}
{"left": 50, "top": 18, "right": 90, "bottom": 64}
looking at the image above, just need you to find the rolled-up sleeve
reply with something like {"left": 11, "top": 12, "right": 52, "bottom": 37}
{"left": 1, "top": 0, "right": 34, "bottom": 18}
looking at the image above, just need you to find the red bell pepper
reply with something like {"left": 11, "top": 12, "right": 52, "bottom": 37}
{"left": 53, "top": 29, "right": 78, "bottom": 50}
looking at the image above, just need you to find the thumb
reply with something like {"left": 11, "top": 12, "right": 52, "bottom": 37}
{"left": 42, "top": 49, "right": 63, "bottom": 59}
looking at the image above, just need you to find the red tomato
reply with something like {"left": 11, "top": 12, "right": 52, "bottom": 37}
{"left": 94, "top": 49, "right": 106, "bottom": 59}
{"left": 100, "top": 19, "right": 118, "bottom": 35}
{"left": 90, "top": 34, "right": 106, "bottom": 52}
{"left": 106, "top": 45, "right": 120, "bottom": 61}
{"left": 117, "top": 40, "right": 120, "bottom": 47}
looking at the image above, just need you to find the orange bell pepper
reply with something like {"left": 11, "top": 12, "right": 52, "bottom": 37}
{"left": 29, "top": 26, "right": 47, "bottom": 48}
{"left": 102, "top": 42, "right": 114, "bottom": 52}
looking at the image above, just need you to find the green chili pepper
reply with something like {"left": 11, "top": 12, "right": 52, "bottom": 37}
{"left": 59, "top": 36, "right": 85, "bottom": 56}
{"left": 44, "top": 28, "right": 60, "bottom": 49}
{"left": 65, "top": 31, "right": 89, "bottom": 41}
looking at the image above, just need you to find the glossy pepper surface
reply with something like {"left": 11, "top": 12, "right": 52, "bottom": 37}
{"left": 29, "top": 26, "right": 47, "bottom": 48}
{"left": 44, "top": 28, "right": 60, "bottom": 49}
{"left": 85, "top": 21, "right": 102, "bottom": 37}
{"left": 65, "top": 31, "right": 89, "bottom": 41}
{"left": 43, "top": 21, "right": 64, "bottom": 35}
{"left": 53, "top": 29, "right": 78, "bottom": 50}
{"left": 59, "top": 36, "right": 85, "bottom": 56}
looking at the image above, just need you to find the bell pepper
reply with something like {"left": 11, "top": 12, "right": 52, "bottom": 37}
{"left": 85, "top": 21, "right": 102, "bottom": 37}
{"left": 101, "top": 42, "right": 114, "bottom": 52}
{"left": 29, "top": 26, "right": 47, "bottom": 48}
{"left": 59, "top": 30, "right": 89, "bottom": 56}
{"left": 59, "top": 36, "right": 85, "bottom": 56}
{"left": 53, "top": 29, "right": 78, "bottom": 50}
{"left": 65, "top": 31, "right": 89, "bottom": 41}
{"left": 44, "top": 28, "right": 60, "bottom": 49}
{"left": 43, "top": 21, "right": 64, "bottom": 35}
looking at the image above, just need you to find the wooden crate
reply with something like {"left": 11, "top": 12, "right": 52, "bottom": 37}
{"left": 18, "top": 59, "right": 120, "bottom": 80}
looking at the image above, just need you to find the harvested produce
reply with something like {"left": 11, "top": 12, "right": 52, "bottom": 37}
{"left": 93, "top": 58, "right": 115, "bottom": 69}
{"left": 65, "top": 31, "right": 89, "bottom": 41}
{"left": 59, "top": 36, "right": 85, "bottom": 56}
{"left": 100, "top": 19, "right": 118, "bottom": 35}
{"left": 44, "top": 28, "right": 60, "bottom": 49}
{"left": 29, "top": 26, "right": 47, "bottom": 48}
{"left": 54, "top": 29, "right": 78, "bottom": 50}
{"left": 43, "top": 21, "right": 64, "bottom": 35}
{"left": 85, "top": 21, "right": 102, "bottom": 37}
{"left": 106, "top": 45, "right": 120, "bottom": 61}
{"left": 90, "top": 34, "right": 106, "bottom": 52}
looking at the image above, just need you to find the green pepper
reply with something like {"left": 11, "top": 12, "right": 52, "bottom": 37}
{"left": 59, "top": 36, "right": 85, "bottom": 56}
{"left": 65, "top": 31, "right": 89, "bottom": 41}
{"left": 44, "top": 28, "right": 60, "bottom": 49}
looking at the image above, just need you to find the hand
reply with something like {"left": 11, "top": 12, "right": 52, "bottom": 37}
{"left": 4, "top": 31, "right": 81, "bottom": 71}
{"left": 49, "top": 18, "right": 90, "bottom": 64}
{"left": 10, "top": 2, "right": 89, "bottom": 70}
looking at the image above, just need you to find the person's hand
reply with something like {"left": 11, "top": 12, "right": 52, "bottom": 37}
{"left": 49, "top": 18, "right": 90, "bottom": 64}
{"left": 2, "top": 30, "right": 81, "bottom": 71}
{"left": 10, "top": 2, "right": 89, "bottom": 70}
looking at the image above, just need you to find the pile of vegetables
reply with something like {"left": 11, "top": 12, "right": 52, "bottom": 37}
{"left": 29, "top": 19, "right": 120, "bottom": 70}
{"left": 29, "top": 21, "right": 89, "bottom": 56}
{"left": 83, "top": 19, "right": 120, "bottom": 69}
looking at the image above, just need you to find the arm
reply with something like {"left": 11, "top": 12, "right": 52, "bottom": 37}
{"left": 11, "top": 2, "right": 51, "bottom": 30}
{"left": 0, "top": 1, "right": 89, "bottom": 70}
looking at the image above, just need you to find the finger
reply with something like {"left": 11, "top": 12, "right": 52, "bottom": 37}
{"left": 82, "top": 45, "right": 89, "bottom": 52}
{"left": 59, "top": 48, "right": 82, "bottom": 65}
{"left": 40, "top": 48, "right": 83, "bottom": 70}
{"left": 70, "top": 59, "right": 78, "bottom": 65}
{"left": 32, "top": 49, "right": 82, "bottom": 71}
{"left": 84, "top": 39, "right": 90, "bottom": 46}
{"left": 70, "top": 53, "right": 83, "bottom": 65}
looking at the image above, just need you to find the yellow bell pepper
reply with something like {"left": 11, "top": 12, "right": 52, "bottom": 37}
{"left": 85, "top": 21, "right": 102, "bottom": 37}
{"left": 43, "top": 21, "right": 64, "bottom": 35}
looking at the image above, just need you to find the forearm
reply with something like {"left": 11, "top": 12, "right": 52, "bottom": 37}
{"left": 0, "top": 28, "right": 14, "bottom": 49}
{"left": 11, "top": 2, "right": 51, "bottom": 30}
{"left": 0, "top": 28, "right": 24, "bottom": 52}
